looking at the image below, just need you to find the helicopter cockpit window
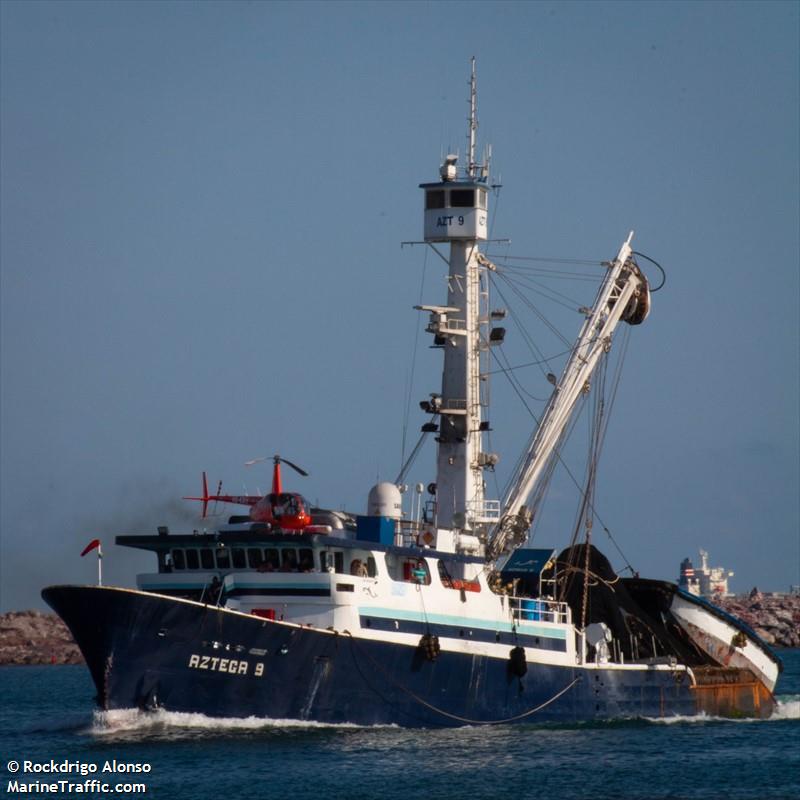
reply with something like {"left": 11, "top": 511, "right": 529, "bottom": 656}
{"left": 273, "top": 493, "right": 301, "bottom": 517}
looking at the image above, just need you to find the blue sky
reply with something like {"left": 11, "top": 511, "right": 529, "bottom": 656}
{"left": 1, "top": 0, "right": 798, "bottom": 610}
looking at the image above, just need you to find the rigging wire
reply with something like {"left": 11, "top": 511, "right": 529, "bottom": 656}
{"left": 489, "top": 336, "right": 551, "bottom": 403}
{"left": 498, "top": 265, "right": 601, "bottom": 283}
{"left": 564, "top": 333, "right": 636, "bottom": 576}
{"left": 495, "top": 267, "right": 593, "bottom": 312}
{"left": 488, "top": 254, "right": 604, "bottom": 266}
{"left": 395, "top": 429, "right": 433, "bottom": 485}
{"left": 492, "top": 271, "right": 576, "bottom": 350}
{"left": 488, "top": 280, "right": 557, "bottom": 393}
{"left": 591, "top": 329, "right": 636, "bottom": 573}
{"left": 400, "top": 247, "right": 430, "bottom": 471}
{"left": 486, "top": 269, "right": 637, "bottom": 574}
{"left": 484, "top": 346, "right": 576, "bottom": 376}
{"left": 492, "top": 257, "right": 606, "bottom": 281}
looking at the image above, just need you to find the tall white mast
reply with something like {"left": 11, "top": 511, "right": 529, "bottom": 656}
{"left": 418, "top": 59, "right": 498, "bottom": 543}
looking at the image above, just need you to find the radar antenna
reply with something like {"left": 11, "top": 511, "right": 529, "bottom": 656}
{"left": 467, "top": 56, "right": 478, "bottom": 179}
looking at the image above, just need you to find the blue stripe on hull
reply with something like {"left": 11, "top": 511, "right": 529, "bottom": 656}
{"left": 360, "top": 615, "right": 567, "bottom": 653}
{"left": 43, "top": 586, "right": 697, "bottom": 727}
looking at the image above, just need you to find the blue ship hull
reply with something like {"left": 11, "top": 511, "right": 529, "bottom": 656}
{"left": 43, "top": 585, "right": 706, "bottom": 726}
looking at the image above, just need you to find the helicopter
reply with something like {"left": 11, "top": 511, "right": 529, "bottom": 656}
{"left": 184, "top": 455, "right": 312, "bottom": 531}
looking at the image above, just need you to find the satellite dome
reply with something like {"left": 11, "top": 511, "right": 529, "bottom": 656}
{"left": 367, "top": 482, "right": 402, "bottom": 519}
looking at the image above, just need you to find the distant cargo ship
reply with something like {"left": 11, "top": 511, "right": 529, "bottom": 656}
{"left": 679, "top": 549, "right": 734, "bottom": 598}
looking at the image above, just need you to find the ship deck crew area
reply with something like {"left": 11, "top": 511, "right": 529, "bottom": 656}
{"left": 119, "top": 523, "right": 580, "bottom": 668}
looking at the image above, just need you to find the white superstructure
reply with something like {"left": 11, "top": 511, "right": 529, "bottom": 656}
{"left": 679, "top": 549, "right": 735, "bottom": 597}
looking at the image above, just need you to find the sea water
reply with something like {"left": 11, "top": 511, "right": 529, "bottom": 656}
{"left": 2, "top": 650, "right": 798, "bottom": 800}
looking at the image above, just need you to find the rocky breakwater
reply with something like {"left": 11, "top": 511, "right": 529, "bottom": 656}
{"left": 716, "top": 590, "right": 800, "bottom": 649}
{"left": 0, "top": 610, "right": 83, "bottom": 665}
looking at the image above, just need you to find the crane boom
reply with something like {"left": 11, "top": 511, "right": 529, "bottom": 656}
{"left": 486, "top": 232, "right": 651, "bottom": 561}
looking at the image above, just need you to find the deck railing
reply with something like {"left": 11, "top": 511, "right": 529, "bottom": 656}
{"left": 508, "top": 595, "right": 570, "bottom": 625}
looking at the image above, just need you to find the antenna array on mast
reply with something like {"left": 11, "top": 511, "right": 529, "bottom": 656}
{"left": 467, "top": 56, "right": 478, "bottom": 179}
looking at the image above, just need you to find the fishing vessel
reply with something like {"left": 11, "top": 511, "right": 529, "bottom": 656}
{"left": 43, "top": 62, "right": 781, "bottom": 725}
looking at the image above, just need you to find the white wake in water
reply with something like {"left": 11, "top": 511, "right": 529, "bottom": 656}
{"left": 88, "top": 708, "right": 387, "bottom": 736}
{"left": 773, "top": 695, "right": 800, "bottom": 719}
{"left": 647, "top": 694, "right": 800, "bottom": 724}
{"left": 86, "top": 700, "right": 798, "bottom": 735}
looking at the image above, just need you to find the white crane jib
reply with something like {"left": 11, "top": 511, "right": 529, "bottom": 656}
{"left": 487, "top": 232, "right": 651, "bottom": 561}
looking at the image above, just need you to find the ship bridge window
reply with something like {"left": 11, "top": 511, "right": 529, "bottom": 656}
{"left": 171, "top": 549, "right": 185, "bottom": 571}
{"left": 298, "top": 548, "right": 314, "bottom": 572}
{"left": 269, "top": 547, "right": 315, "bottom": 572}
{"left": 216, "top": 548, "right": 231, "bottom": 569}
{"left": 321, "top": 550, "right": 344, "bottom": 574}
{"left": 350, "top": 553, "right": 378, "bottom": 578}
{"left": 426, "top": 190, "right": 445, "bottom": 209}
{"left": 247, "top": 548, "right": 264, "bottom": 569}
{"left": 186, "top": 549, "right": 199, "bottom": 570}
{"left": 347, "top": 553, "right": 377, "bottom": 578}
{"left": 350, "top": 558, "right": 367, "bottom": 577}
{"left": 477, "top": 188, "right": 487, "bottom": 209}
{"left": 200, "top": 548, "right": 214, "bottom": 570}
{"left": 450, "top": 189, "right": 475, "bottom": 208}
{"left": 438, "top": 559, "right": 481, "bottom": 592}
{"left": 438, "top": 560, "right": 451, "bottom": 587}
{"left": 232, "top": 548, "right": 246, "bottom": 569}
{"left": 385, "top": 553, "right": 431, "bottom": 585}
{"left": 281, "top": 549, "right": 298, "bottom": 571}
{"left": 263, "top": 548, "right": 280, "bottom": 571}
